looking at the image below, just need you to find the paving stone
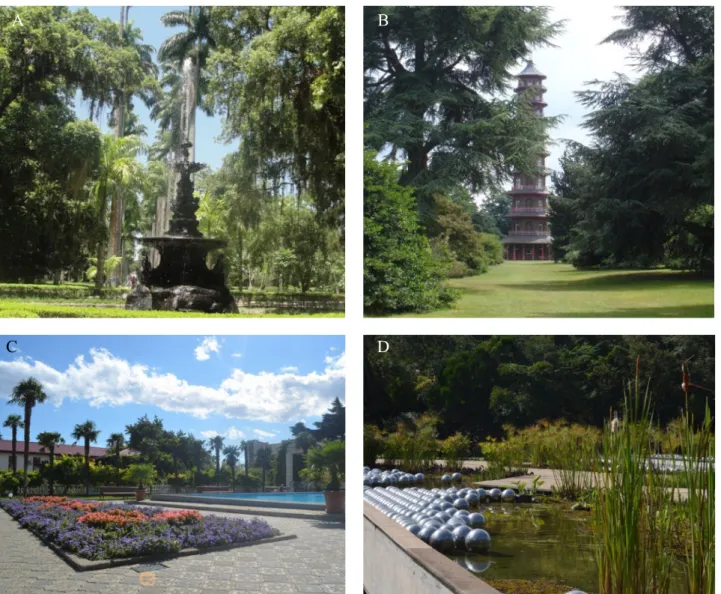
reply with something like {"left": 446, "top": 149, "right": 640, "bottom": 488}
{"left": 0, "top": 508, "right": 344, "bottom": 594}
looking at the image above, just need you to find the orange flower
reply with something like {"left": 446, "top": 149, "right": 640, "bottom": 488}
{"left": 153, "top": 510, "right": 202, "bottom": 525}
{"left": 78, "top": 510, "right": 147, "bottom": 527}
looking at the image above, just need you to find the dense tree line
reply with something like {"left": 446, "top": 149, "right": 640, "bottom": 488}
{"left": 365, "top": 335, "right": 715, "bottom": 440}
{"left": 363, "top": 7, "right": 561, "bottom": 313}
{"left": 0, "top": 6, "right": 344, "bottom": 293}
{"left": 549, "top": 7, "right": 713, "bottom": 274}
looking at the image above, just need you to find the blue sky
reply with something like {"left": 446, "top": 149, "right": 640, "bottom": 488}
{"left": 71, "top": 6, "right": 230, "bottom": 169}
{"left": 0, "top": 336, "right": 345, "bottom": 449}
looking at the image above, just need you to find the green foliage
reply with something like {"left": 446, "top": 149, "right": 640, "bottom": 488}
{"left": 363, "top": 425, "right": 383, "bottom": 467}
{"left": 381, "top": 414, "right": 440, "bottom": 472}
{"left": 364, "top": 6, "right": 562, "bottom": 207}
{"left": 128, "top": 464, "right": 155, "bottom": 489}
{"left": 365, "top": 335, "right": 715, "bottom": 438}
{"left": 207, "top": 7, "right": 344, "bottom": 225}
{"left": 439, "top": 432, "right": 471, "bottom": 471}
{"left": 304, "top": 440, "right": 345, "bottom": 491}
{"left": 0, "top": 471, "right": 21, "bottom": 495}
{"left": 551, "top": 7, "right": 713, "bottom": 274}
{"left": 364, "top": 150, "right": 457, "bottom": 314}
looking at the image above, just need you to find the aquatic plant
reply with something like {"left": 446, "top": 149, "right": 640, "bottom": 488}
{"left": 592, "top": 357, "right": 714, "bottom": 594}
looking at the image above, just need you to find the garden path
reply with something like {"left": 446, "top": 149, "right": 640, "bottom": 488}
{"left": 0, "top": 507, "right": 344, "bottom": 594}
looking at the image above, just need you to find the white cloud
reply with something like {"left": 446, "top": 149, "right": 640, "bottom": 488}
{"left": 200, "top": 426, "right": 245, "bottom": 441}
{"left": 0, "top": 348, "right": 345, "bottom": 423}
{"left": 253, "top": 429, "right": 277, "bottom": 439}
{"left": 195, "top": 337, "right": 220, "bottom": 361}
{"left": 231, "top": 353, "right": 243, "bottom": 359}
{"left": 280, "top": 366, "right": 298, "bottom": 373}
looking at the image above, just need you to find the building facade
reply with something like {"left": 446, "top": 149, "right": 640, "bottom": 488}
{"left": 0, "top": 440, "right": 109, "bottom": 472}
{"left": 503, "top": 61, "right": 552, "bottom": 261}
{"left": 245, "top": 438, "right": 305, "bottom": 487}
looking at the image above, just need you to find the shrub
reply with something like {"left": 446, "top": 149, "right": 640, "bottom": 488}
{"left": 440, "top": 432, "right": 471, "bottom": 471}
{"left": 363, "top": 425, "right": 383, "bottom": 467}
{"left": 364, "top": 150, "right": 458, "bottom": 314}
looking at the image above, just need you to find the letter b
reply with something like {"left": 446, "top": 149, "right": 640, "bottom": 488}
{"left": 378, "top": 14, "right": 388, "bottom": 27}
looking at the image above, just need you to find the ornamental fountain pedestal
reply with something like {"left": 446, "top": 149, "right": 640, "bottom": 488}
{"left": 126, "top": 143, "right": 238, "bottom": 313}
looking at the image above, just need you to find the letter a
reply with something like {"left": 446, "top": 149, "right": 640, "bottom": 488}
{"left": 378, "top": 14, "right": 388, "bottom": 27}
{"left": 13, "top": 14, "right": 23, "bottom": 26}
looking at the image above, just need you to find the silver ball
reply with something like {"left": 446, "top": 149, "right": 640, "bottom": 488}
{"left": 441, "top": 474, "right": 452, "bottom": 482}
{"left": 406, "top": 524, "right": 421, "bottom": 536}
{"left": 418, "top": 525, "right": 436, "bottom": 543}
{"left": 453, "top": 498, "right": 470, "bottom": 510}
{"left": 451, "top": 525, "right": 471, "bottom": 549}
{"left": 501, "top": 488, "right": 516, "bottom": 502}
{"left": 451, "top": 472, "right": 462, "bottom": 481}
{"left": 463, "top": 556, "right": 491, "bottom": 573}
{"left": 429, "top": 528, "right": 454, "bottom": 552}
{"left": 476, "top": 488, "right": 488, "bottom": 501}
{"left": 465, "top": 528, "right": 491, "bottom": 553}
{"left": 467, "top": 512, "right": 486, "bottom": 528}
{"left": 489, "top": 488, "right": 502, "bottom": 501}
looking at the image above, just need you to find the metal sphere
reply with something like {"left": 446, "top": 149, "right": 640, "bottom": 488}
{"left": 489, "top": 488, "right": 502, "bottom": 501}
{"left": 453, "top": 498, "right": 470, "bottom": 510}
{"left": 465, "top": 529, "right": 492, "bottom": 553}
{"left": 454, "top": 509, "right": 470, "bottom": 517}
{"left": 441, "top": 474, "right": 452, "bottom": 482}
{"left": 467, "top": 512, "right": 487, "bottom": 528}
{"left": 451, "top": 525, "right": 472, "bottom": 549}
{"left": 463, "top": 556, "right": 491, "bottom": 573}
{"left": 429, "top": 528, "right": 454, "bottom": 553}
{"left": 418, "top": 525, "right": 436, "bottom": 544}
{"left": 476, "top": 488, "right": 488, "bottom": 501}
{"left": 415, "top": 473, "right": 425, "bottom": 481}
{"left": 501, "top": 488, "right": 517, "bottom": 502}
{"left": 406, "top": 524, "right": 421, "bottom": 536}
{"left": 465, "top": 492, "right": 480, "bottom": 506}
{"left": 452, "top": 472, "right": 462, "bottom": 481}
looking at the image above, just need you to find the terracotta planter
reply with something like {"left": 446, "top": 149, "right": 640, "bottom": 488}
{"left": 135, "top": 488, "right": 147, "bottom": 502}
{"left": 323, "top": 490, "right": 345, "bottom": 513}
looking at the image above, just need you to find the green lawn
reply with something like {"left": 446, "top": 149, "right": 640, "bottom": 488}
{"left": 0, "top": 300, "right": 343, "bottom": 318}
{"left": 398, "top": 262, "right": 713, "bottom": 318}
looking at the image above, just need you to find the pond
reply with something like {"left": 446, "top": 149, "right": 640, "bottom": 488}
{"left": 448, "top": 502, "right": 686, "bottom": 594}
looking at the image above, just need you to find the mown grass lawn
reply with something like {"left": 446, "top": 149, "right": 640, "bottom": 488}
{"left": 0, "top": 300, "right": 343, "bottom": 318}
{"left": 399, "top": 262, "right": 713, "bottom": 318}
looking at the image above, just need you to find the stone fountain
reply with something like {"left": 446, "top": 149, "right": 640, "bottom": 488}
{"left": 126, "top": 142, "right": 238, "bottom": 313}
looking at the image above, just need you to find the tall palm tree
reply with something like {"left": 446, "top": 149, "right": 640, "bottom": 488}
{"left": 240, "top": 439, "right": 249, "bottom": 478}
{"left": 72, "top": 421, "right": 101, "bottom": 496}
{"left": 92, "top": 134, "right": 144, "bottom": 289}
{"left": 208, "top": 435, "right": 225, "bottom": 481}
{"left": 188, "top": 437, "right": 205, "bottom": 486}
{"left": 158, "top": 6, "right": 216, "bottom": 162}
{"left": 295, "top": 431, "right": 317, "bottom": 454}
{"left": 223, "top": 445, "right": 240, "bottom": 492}
{"left": 106, "top": 433, "right": 125, "bottom": 486}
{"left": 36, "top": 432, "right": 64, "bottom": 496}
{"left": 3, "top": 414, "right": 24, "bottom": 474}
{"left": 109, "top": 9, "right": 159, "bottom": 279}
{"left": 255, "top": 447, "right": 273, "bottom": 493}
{"left": 8, "top": 379, "right": 48, "bottom": 496}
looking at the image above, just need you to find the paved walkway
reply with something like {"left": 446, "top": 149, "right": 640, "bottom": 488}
{"left": 0, "top": 508, "right": 344, "bottom": 594}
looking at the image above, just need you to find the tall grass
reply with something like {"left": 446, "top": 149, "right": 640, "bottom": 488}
{"left": 678, "top": 395, "right": 714, "bottom": 594}
{"left": 592, "top": 358, "right": 714, "bottom": 594}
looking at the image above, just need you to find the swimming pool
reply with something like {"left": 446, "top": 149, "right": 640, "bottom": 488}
{"left": 194, "top": 492, "right": 325, "bottom": 504}
{"left": 153, "top": 491, "right": 328, "bottom": 510}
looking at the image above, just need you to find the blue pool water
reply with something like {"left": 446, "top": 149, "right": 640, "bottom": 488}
{"left": 194, "top": 492, "right": 325, "bottom": 504}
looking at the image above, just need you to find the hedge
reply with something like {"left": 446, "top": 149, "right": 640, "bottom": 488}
{"left": 0, "top": 284, "right": 344, "bottom": 311}
{"left": 0, "top": 302, "right": 343, "bottom": 318}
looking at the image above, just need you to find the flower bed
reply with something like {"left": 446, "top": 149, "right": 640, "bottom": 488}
{"left": 0, "top": 496, "right": 278, "bottom": 560}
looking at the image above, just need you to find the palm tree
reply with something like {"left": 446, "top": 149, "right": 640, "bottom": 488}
{"left": 208, "top": 435, "right": 225, "bottom": 482}
{"left": 255, "top": 447, "right": 273, "bottom": 493}
{"left": 108, "top": 9, "right": 159, "bottom": 279}
{"left": 240, "top": 439, "right": 249, "bottom": 478}
{"left": 92, "top": 133, "right": 144, "bottom": 289}
{"left": 158, "top": 6, "right": 216, "bottom": 162}
{"left": 3, "top": 414, "right": 24, "bottom": 474}
{"left": 72, "top": 421, "right": 101, "bottom": 496}
{"left": 223, "top": 445, "right": 241, "bottom": 492}
{"left": 295, "top": 431, "right": 317, "bottom": 454}
{"left": 36, "top": 432, "right": 64, "bottom": 496}
{"left": 106, "top": 433, "right": 125, "bottom": 486}
{"left": 188, "top": 437, "right": 206, "bottom": 486}
{"left": 8, "top": 378, "right": 48, "bottom": 496}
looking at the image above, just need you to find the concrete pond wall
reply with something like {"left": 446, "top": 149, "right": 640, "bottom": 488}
{"left": 364, "top": 502, "right": 501, "bottom": 594}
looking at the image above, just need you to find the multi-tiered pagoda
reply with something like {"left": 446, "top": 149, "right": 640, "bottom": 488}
{"left": 502, "top": 61, "right": 551, "bottom": 261}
